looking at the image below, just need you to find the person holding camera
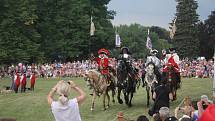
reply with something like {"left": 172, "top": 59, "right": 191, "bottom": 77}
{"left": 47, "top": 80, "right": 86, "bottom": 121}
{"left": 196, "top": 95, "right": 212, "bottom": 118}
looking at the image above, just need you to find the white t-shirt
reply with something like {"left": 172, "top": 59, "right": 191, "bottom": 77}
{"left": 51, "top": 98, "right": 81, "bottom": 121}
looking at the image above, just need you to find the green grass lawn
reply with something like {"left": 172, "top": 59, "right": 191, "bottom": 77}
{"left": 0, "top": 77, "right": 213, "bottom": 121}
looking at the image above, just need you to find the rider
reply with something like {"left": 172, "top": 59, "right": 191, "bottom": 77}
{"left": 94, "top": 48, "right": 111, "bottom": 84}
{"left": 162, "top": 48, "right": 181, "bottom": 88}
{"left": 118, "top": 47, "right": 138, "bottom": 80}
{"left": 145, "top": 49, "right": 162, "bottom": 82}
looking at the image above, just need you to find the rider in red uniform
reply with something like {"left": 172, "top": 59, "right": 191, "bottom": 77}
{"left": 95, "top": 48, "right": 111, "bottom": 84}
{"left": 162, "top": 48, "right": 181, "bottom": 88}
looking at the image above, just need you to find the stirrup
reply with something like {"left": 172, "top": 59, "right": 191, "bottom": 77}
{"left": 106, "top": 80, "right": 111, "bottom": 86}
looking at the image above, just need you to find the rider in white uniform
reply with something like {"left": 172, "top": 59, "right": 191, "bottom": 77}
{"left": 145, "top": 49, "right": 161, "bottom": 69}
{"left": 143, "top": 49, "right": 162, "bottom": 86}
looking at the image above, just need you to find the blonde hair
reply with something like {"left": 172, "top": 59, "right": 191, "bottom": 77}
{"left": 56, "top": 81, "right": 71, "bottom": 105}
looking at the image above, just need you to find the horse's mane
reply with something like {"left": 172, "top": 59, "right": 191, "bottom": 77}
{"left": 146, "top": 61, "right": 155, "bottom": 67}
{"left": 88, "top": 69, "right": 101, "bottom": 76}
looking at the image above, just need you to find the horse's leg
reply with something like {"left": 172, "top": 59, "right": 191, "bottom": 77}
{"left": 174, "top": 89, "right": 177, "bottom": 100}
{"left": 117, "top": 88, "right": 123, "bottom": 104}
{"left": 173, "top": 86, "right": 177, "bottom": 100}
{"left": 112, "top": 87, "right": 115, "bottom": 103}
{"left": 106, "top": 90, "right": 110, "bottom": 109}
{"left": 128, "top": 91, "right": 133, "bottom": 107}
{"left": 124, "top": 90, "right": 128, "bottom": 105}
{"left": 103, "top": 92, "right": 107, "bottom": 110}
{"left": 146, "top": 87, "right": 150, "bottom": 107}
{"left": 91, "top": 91, "right": 96, "bottom": 111}
{"left": 151, "top": 89, "right": 154, "bottom": 100}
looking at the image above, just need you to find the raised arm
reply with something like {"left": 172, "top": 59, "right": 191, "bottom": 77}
{"left": 68, "top": 81, "right": 86, "bottom": 105}
{"left": 47, "top": 84, "right": 58, "bottom": 106}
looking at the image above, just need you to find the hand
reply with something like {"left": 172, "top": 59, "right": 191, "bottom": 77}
{"left": 197, "top": 101, "right": 203, "bottom": 108}
{"left": 175, "top": 107, "right": 180, "bottom": 111}
{"left": 68, "top": 80, "right": 76, "bottom": 88}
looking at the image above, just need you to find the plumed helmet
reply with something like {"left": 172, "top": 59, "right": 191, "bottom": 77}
{"left": 150, "top": 49, "right": 158, "bottom": 55}
{"left": 169, "top": 47, "right": 176, "bottom": 52}
{"left": 98, "top": 48, "right": 110, "bottom": 56}
{"left": 120, "top": 47, "right": 131, "bottom": 54}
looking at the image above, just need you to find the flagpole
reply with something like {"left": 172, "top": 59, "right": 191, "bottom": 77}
{"left": 213, "top": 45, "right": 215, "bottom": 98}
{"left": 89, "top": 12, "right": 95, "bottom": 55}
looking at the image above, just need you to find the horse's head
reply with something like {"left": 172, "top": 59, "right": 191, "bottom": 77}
{"left": 84, "top": 71, "right": 92, "bottom": 87}
{"left": 146, "top": 63, "right": 155, "bottom": 76}
{"left": 167, "top": 63, "right": 175, "bottom": 73}
{"left": 84, "top": 70, "right": 100, "bottom": 86}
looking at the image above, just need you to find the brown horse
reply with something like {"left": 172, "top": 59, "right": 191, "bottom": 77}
{"left": 84, "top": 69, "right": 116, "bottom": 111}
{"left": 162, "top": 64, "right": 178, "bottom": 100}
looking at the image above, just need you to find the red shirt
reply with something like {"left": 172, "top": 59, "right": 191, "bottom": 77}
{"left": 95, "top": 57, "right": 109, "bottom": 75}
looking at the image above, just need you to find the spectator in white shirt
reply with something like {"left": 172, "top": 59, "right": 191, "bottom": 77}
{"left": 47, "top": 80, "right": 86, "bottom": 121}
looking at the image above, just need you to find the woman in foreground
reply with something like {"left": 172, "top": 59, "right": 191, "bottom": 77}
{"left": 47, "top": 80, "right": 86, "bottom": 121}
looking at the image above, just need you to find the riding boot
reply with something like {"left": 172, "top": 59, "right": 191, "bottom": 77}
{"left": 176, "top": 72, "right": 181, "bottom": 89}
{"left": 142, "top": 73, "right": 145, "bottom": 87}
{"left": 155, "top": 67, "right": 161, "bottom": 83}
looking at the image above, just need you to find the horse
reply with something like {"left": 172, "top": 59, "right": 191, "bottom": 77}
{"left": 84, "top": 69, "right": 116, "bottom": 111}
{"left": 116, "top": 60, "right": 138, "bottom": 107}
{"left": 162, "top": 64, "right": 178, "bottom": 100}
{"left": 144, "top": 62, "right": 159, "bottom": 107}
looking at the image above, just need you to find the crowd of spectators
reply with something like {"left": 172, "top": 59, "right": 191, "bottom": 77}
{"left": 0, "top": 57, "right": 213, "bottom": 79}
{"left": 136, "top": 95, "right": 215, "bottom": 121}
{"left": 180, "top": 57, "right": 214, "bottom": 78}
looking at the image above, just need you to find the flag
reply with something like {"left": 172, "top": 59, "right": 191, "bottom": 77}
{"left": 146, "top": 29, "right": 152, "bottom": 50}
{"left": 115, "top": 33, "right": 121, "bottom": 47}
{"left": 90, "top": 16, "right": 95, "bottom": 36}
{"left": 146, "top": 36, "right": 152, "bottom": 50}
{"left": 170, "top": 17, "right": 177, "bottom": 39}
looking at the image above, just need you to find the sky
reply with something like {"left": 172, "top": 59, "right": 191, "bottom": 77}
{"left": 107, "top": 0, "right": 215, "bottom": 29}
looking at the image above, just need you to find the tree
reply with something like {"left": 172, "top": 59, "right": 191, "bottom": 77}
{"left": 150, "top": 26, "right": 170, "bottom": 40}
{"left": 115, "top": 24, "right": 172, "bottom": 59}
{"left": 174, "top": 0, "right": 199, "bottom": 58}
{"left": 0, "top": 0, "right": 42, "bottom": 64}
{"left": 198, "top": 10, "right": 215, "bottom": 59}
{"left": 89, "top": 0, "right": 116, "bottom": 55}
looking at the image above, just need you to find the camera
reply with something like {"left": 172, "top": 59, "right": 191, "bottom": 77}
{"left": 201, "top": 101, "right": 208, "bottom": 110}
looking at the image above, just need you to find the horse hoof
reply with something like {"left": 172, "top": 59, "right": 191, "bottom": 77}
{"left": 127, "top": 103, "right": 132, "bottom": 107}
{"left": 106, "top": 105, "right": 110, "bottom": 109}
{"left": 118, "top": 99, "right": 123, "bottom": 104}
{"left": 173, "top": 97, "right": 177, "bottom": 101}
{"left": 90, "top": 108, "right": 94, "bottom": 111}
{"left": 103, "top": 108, "right": 106, "bottom": 111}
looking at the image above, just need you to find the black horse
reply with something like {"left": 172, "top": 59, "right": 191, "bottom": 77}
{"left": 116, "top": 60, "right": 137, "bottom": 107}
{"left": 162, "top": 64, "right": 179, "bottom": 100}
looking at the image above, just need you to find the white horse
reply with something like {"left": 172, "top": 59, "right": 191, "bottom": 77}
{"left": 144, "top": 62, "right": 158, "bottom": 106}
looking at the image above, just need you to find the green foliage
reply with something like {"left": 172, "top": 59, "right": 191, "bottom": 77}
{"left": 0, "top": 0, "right": 42, "bottom": 64}
{"left": 198, "top": 10, "right": 215, "bottom": 59}
{"left": 115, "top": 24, "right": 172, "bottom": 59}
{"left": 174, "top": 0, "right": 199, "bottom": 58}
{"left": 150, "top": 26, "right": 170, "bottom": 40}
{"left": 0, "top": 0, "right": 115, "bottom": 63}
